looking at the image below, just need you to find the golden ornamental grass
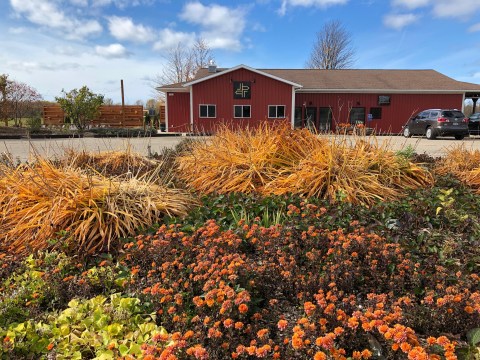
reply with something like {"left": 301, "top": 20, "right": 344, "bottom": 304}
{"left": 177, "top": 123, "right": 433, "bottom": 206}
{"left": 63, "top": 146, "right": 159, "bottom": 177}
{"left": 177, "top": 123, "right": 292, "bottom": 194}
{"left": 435, "top": 144, "right": 480, "bottom": 176}
{"left": 0, "top": 159, "right": 192, "bottom": 256}
{"left": 437, "top": 145, "right": 480, "bottom": 192}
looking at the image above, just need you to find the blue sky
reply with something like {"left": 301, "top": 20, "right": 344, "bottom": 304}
{"left": 1, "top": 0, "right": 479, "bottom": 104}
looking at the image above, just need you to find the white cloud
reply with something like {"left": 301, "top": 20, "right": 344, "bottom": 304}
{"left": 70, "top": 0, "right": 88, "bottom": 6}
{"left": 95, "top": 43, "right": 129, "bottom": 58}
{"left": 153, "top": 29, "right": 195, "bottom": 51}
{"left": 279, "top": 0, "right": 349, "bottom": 15}
{"left": 383, "top": 13, "right": 419, "bottom": 29}
{"left": 8, "top": 27, "right": 28, "bottom": 34}
{"left": 432, "top": 0, "right": 480, "bottom": 18}
{"left": 93, "top": 0, "right": 156, "bottom": 8}
{"left": 7, "top": 60, "right": 81, "bottom": 72}
{"left": 53, "top": 45, "right": 79, "bottom": 56}
{"left": 9, "top": 0, "right": 102, "bottom": 39}
{"left": 391, "top": 0, "right": 430, "bottom": 9}
{"left": 179, "top": 2, "right": 247, "bottom": 50}
{"left": 107, "top": 16, "right": 156, "bottom": 43}
{"left": 469, "top": 23, "right": 480, "bottom": 32}
{"left": 391, "top": 0, "right": 480, "bottom": 19}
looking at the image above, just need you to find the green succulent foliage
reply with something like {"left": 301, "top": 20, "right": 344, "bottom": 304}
{"left": 0, "top": 293, "right": 169, "bottom": 359}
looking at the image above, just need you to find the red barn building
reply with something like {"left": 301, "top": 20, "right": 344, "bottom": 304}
{"left": 157, "top": 64, "right": 480, "bottom": 134}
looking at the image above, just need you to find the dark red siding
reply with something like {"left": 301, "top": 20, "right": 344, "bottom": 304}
{"left": 295, "top": 93, "right": 463, "bottom": 133}
{"left": 191, "top": 69, "right": 294, "bottom": 133}
{"left": 166, "top": 92, "right": 190, "bottom": 132}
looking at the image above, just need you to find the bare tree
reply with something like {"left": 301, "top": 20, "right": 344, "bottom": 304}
{"left": 8, "top": 81, "right": 43, "bottom": 126}
{"left": 192, "top": 38, "right": 213, "bottom": 71}
{"left": 0, "top": 75, "right": 43, "bottom": 126}
{"left": 154, "top": 37, "right": 214, "bottom": 88}
{"left": 306, "top": 20, "right": 355, "bottom": 70}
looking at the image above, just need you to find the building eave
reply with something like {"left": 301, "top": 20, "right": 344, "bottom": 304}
{"left": 156, "top": 86, "right": 189, "bottom": 93}
{"left": 295, "top": 88, "right": 468, "bottom": 94}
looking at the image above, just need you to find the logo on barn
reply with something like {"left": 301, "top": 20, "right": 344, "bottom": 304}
{"left": 233, "top": 82, "right": 251, "bottom": 99}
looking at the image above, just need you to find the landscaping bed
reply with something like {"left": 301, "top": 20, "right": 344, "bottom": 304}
{"left": 0, "top": 126, "right": 479, "bottom": 359}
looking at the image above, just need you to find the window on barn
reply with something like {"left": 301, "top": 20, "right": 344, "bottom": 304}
{"left": 268, "top": 105, "right": 286, "bottom": 119}
{"left": 199, "top": 104, "right": 216, "bottom": 118}
{"left": 370, "top": 107, "right": 382, "bottom": 119}
{"left": 234, "top": 105, "right": 251, "bottom": 118}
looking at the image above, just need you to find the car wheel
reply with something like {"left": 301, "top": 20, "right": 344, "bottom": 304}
{"left": 425, "top": 127, "right": 436, "bottom": 140}
{"left": 455, "top": 134, "right": 465, "bottom": 140}
{"left": 403, "top": 127, "right": 412, "bottom": 138}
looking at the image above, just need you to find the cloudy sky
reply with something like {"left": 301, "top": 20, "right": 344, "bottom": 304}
{"left": 1, "top": 0, "right": 479, "bottom": 104}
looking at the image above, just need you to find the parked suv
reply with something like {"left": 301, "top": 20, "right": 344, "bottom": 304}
{"left": 403, "top": 109, "right": 469, "bottom": 140}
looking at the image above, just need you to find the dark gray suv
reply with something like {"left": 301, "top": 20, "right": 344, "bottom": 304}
{"left": 403, "top": 109, "right": 469, "bottom": 140}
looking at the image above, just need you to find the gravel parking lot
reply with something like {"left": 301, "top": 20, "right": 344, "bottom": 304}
{"left": 2, "top": 134, "right": 480, "bottom": 162}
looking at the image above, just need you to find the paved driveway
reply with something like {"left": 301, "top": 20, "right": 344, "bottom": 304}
{"left": 2, "top": 135, "right": 480, "bottom": 162}
{"left": 0, "top": 136, "right": 195, "bottom": 162}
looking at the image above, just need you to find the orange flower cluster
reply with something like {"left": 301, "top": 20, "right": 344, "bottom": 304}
{"left": 115, "top": 213, "right": 480, "bottom": 359}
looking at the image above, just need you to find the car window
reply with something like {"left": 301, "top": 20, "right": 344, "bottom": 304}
{"left": 442, "top": 110, "right": 464, "bottom": 118}
{"left": 418, "top": 111, "right": 428, "bottom": 119}
{"left": 430, "top": 111, "right": 439, "bottom": 118}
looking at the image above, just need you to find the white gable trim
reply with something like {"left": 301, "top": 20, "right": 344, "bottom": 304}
{"left": 183, "top": 64, "right": 303, "bottom": 88}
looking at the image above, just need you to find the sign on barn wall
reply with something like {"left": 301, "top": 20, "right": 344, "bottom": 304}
{"left": 233, "top": 82, "right": 251, "bottom": 99}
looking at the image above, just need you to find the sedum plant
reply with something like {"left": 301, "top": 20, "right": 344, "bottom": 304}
{"left": 0, "top": 293, "right": 171, "bottom": 359}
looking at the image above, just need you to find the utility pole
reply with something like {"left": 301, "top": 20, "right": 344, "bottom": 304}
{"left": 121, "top": 79, "right": 125, "bottom": 126}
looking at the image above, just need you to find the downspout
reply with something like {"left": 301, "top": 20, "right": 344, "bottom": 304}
{"left": 291, "top": 86, "right": 296, "bottom": 129}
{"left": 165, "top": 93, "right": 169, "bottom": 132}
{"left": 189, "top": 86, "right": 194, "bottom": 133}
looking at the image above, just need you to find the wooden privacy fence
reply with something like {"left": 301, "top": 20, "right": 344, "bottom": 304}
{"left": 43, "top": 105, "right": 144, "bottom": 128}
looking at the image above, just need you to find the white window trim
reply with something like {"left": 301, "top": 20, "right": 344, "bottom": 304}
{"left": 233, "top": 105, "right": 251, "bottom": 119}
{"left": 268, "top": 105, "right": 286, "bottom": 119}
{"left": 199, "top": 104, "right": 216, "bottom": 118}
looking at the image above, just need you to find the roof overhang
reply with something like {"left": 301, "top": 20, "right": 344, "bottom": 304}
{"left": 156, "top": 86, "right": 189, "bottom": 93}
{"left": 295, "top": 88, "right": 469, "bottom": 94}
{"left": 183, "top": 64, "right": 303, "bottom": 88}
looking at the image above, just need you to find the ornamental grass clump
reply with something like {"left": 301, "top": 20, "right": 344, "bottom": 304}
{"left": 436, "top": 145, "right": 480, "bottom": 192}
{"left": 176, "top": 123, "right": 298, "bottom": 194}
{"left": 63, "top": 147, "right": 159, "bottom": 178}
{"left": 436, "top": 144, "right": 480, "bottom": 176}
{"left": 0, "top": 159, "right": 192, "bottom": 256}
{"left": 177, "top": 123, "right": 433, "bottom": 205}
